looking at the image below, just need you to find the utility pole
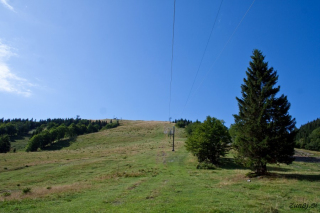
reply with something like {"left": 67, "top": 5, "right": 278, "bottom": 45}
{"left": 172, "top": 126, "right": 175, "bottom": 151}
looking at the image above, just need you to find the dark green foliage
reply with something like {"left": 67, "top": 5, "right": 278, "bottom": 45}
{"left": 56, "top": 125, "right": 67, "bottom": 141}
{"left": 185, "top": 120, "right": 201, "bottom": 136}
{"left": 40, "top": 130, "right": 51, "bottom": 148}
{"left": 0, "top": 118, "right": 113, "bottom": 152}
{"left": 4, "top": 123, "right": 17, "bottom": 136}
{"left": 67, "top": 124, "right": 77, "bottom": 138}
{"left": 47, "top": 122, "right": 58, "bottom": 130}
{"left": 174, "top": 118, "right": 192, "bottom": 128}
{"left": 305, "top": 127, "right": 320, "bottom": 151}
{"left": 233, "top": 49, "right": 296, "bottom": 175}
{"left": 77, "top": 124, "right": 88, "bottom": 135}
{"left": 0, "top": 117, "right": 107, "bottom": 138}
{"left": 49, "top": 128, "right": 59, "bottom": 142}
{"left": 94, "top": 124, "right": 100, "bottom": 131}
{"left": 228, "top": 124, "right": 239, "bottom": 143}
{"left": 26, "top": 134, "right": 42, "bottom": 152}
{"left": 295, "top": 118, "right": 320, "bottom": 149}
{"left": 0, "top": 134, "right": 11, "bottom": 153}
{"left": 87, "top": 123, "right": 98, "bottom": 133}
{"left": 185, "top": 116, "right": 231, "bottom": 165}
{"left": 0, "top": 124, "right": 6, "bottom": 135}
{"left": 102, "top": 122, "right": 120, "bottom": 130}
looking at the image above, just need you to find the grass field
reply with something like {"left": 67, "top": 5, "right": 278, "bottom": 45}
{"left": 1, "top": 120, "right": 320, "bottom": 212}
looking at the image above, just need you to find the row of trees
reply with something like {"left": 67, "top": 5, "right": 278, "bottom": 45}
{"left": 26, "top": 119, "right": 119, "bottom": 152}
{"left": 0, "top": 117, "right": 120, "bottom": 153}
{"left": 0, "top": 117, "right": 114, "bottom": 138}
{"left": 0, "top": 122, "right": 32, "bottom": 136}
{"left": 295, "top": 118, "right": 320, "bottom": 150}
{"left": 184, "top": 49, "right": 297, "bottom": 176}
{"left": 173, "top": 119, "right": 193, "bottom": 128}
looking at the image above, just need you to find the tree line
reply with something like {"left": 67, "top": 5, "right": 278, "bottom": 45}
{"left": 295, "top": 118, "right": 320, "bottom": 151}
{"left": 172, "top": 119, "right": 193, "bottom": 128}
{"left": 0, "top": 118, "right": 120, "bottom": 153}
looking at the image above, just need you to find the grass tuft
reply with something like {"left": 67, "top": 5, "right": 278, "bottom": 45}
{"left": 22, "top": 187, "right": 31, "bottom": 194}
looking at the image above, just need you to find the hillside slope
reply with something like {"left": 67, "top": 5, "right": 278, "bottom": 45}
{"left": 1, "top": 120, "right": 320, "bottom": 212}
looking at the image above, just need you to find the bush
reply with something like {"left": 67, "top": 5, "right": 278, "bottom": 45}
{"left": 174, "top": 119, "right": 192, "bottom": 128}
{"left": 176, "top": 121, "right": 186, "bottom": 128}
{"left": 185, "top": 116, "right": 231, "bottom": 165}
{"left": 102, "top": 122, "right": 119, "bottom": 130}
{"left": 2, "top": 192, "right": 11, "bottom": 197}
{"left": 185, "top": 121, "right": 201, "bottom": 136}
{"left": 26, "top": 134, "right": 42, "bottom": 152}
{"left": 22, "top": 187, "right": 31, "bottom": 194}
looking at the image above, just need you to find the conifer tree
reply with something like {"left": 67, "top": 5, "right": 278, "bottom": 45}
{"left": 233, "top": 49, "right": 296, "bottom": 175}
{"left": 0, "top": 134, "right": 10, "bottom": 153}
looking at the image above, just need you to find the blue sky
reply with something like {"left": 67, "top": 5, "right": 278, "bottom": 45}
{"left": 0, "top": 0, "right": 319, "bottom": 128}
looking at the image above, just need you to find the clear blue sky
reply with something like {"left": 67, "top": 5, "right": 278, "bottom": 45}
{"left": 0, "top": 0, "right": 319, "bottom": 128}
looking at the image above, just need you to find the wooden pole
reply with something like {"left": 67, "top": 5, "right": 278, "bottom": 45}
{"left": 172, "top": 126, "right": 175, "bottom": 151}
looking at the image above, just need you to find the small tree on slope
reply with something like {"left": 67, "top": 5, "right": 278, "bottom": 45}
{"left": 185, "top": 116, "right": 231, "bottom": 165}
{"left": 233, "top": 49, "right": 296, "bottom": 175}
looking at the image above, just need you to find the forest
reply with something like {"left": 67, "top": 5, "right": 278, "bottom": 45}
{"left": 0, "top": 117, "right": 119, "bottom": 153}
{"left": 295, "top": 118, "right": 320, "bottom": 151}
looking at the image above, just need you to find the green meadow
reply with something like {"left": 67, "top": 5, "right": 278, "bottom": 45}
{"left": 1, "top": 120, "right": 320, "bottom": 212}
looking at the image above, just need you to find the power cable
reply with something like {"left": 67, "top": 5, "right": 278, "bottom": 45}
{"left": 180, "top": 0, "right": 256, "bottom": 117}
{"left": 180, "top": 0, "right": 224, "bottom": 117}
{"left": 169, "top": 0, "right": 176, "bottom": 121}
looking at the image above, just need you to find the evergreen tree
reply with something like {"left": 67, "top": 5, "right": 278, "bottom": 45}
{"left": 0, "top": 134, "right": 11, "bottom": 153}
{"left": 233, "top": 49, "right": 296, "bottom": 175}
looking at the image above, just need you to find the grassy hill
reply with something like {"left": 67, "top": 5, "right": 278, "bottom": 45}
{"left": 1, "top": 120, "right": 320, "bottom": 212}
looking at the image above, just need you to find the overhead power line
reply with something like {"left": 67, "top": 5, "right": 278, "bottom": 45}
{"left": 169, "top": 0, "right": 176, "bottom": 121}
{"left": 181, "top": 0, "right": 224, "bottom": 117}
{"left": 180, "top": 0, "right": 256, "bottom": 117}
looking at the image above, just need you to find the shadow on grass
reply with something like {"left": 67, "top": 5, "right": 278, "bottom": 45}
{"left": 294, "top": 156, "right": 320, "bottom": 163}
{"left": 268, "top": 172, "right": 320, "bottom": 182}
{"left": 43, "top": 136, "right": 77, "bottom": 151}
{"left": 267, "top": 166, "right": 293, "bottom": 172}
{"left": 195, "top": 158, "right": 246, "bottom": 170}
{"left": 219, "top": 158, "right": 247, "bottom": 170}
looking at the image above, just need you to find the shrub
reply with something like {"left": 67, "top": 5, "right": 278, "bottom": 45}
{"left": 2, "top": 192, "right": 11, "bottom": 197}
{"left": 22, "top": 187, "right": 31, "bottom": 194}
{"left": 185, "top": 121, "right": 201, "bottom": 136}
{"left": 185, "top": 116, "right": 231, "bottom": 165}
{"left": 26, "top": 134, "right": 42, "bottom": 152}
{"left": 102, "top": 122, "right": 119, "bottom": 130}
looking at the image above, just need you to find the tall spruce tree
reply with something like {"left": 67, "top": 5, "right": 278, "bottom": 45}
{"left": 233, "top": 49, "right": 296, "bottom": 175}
